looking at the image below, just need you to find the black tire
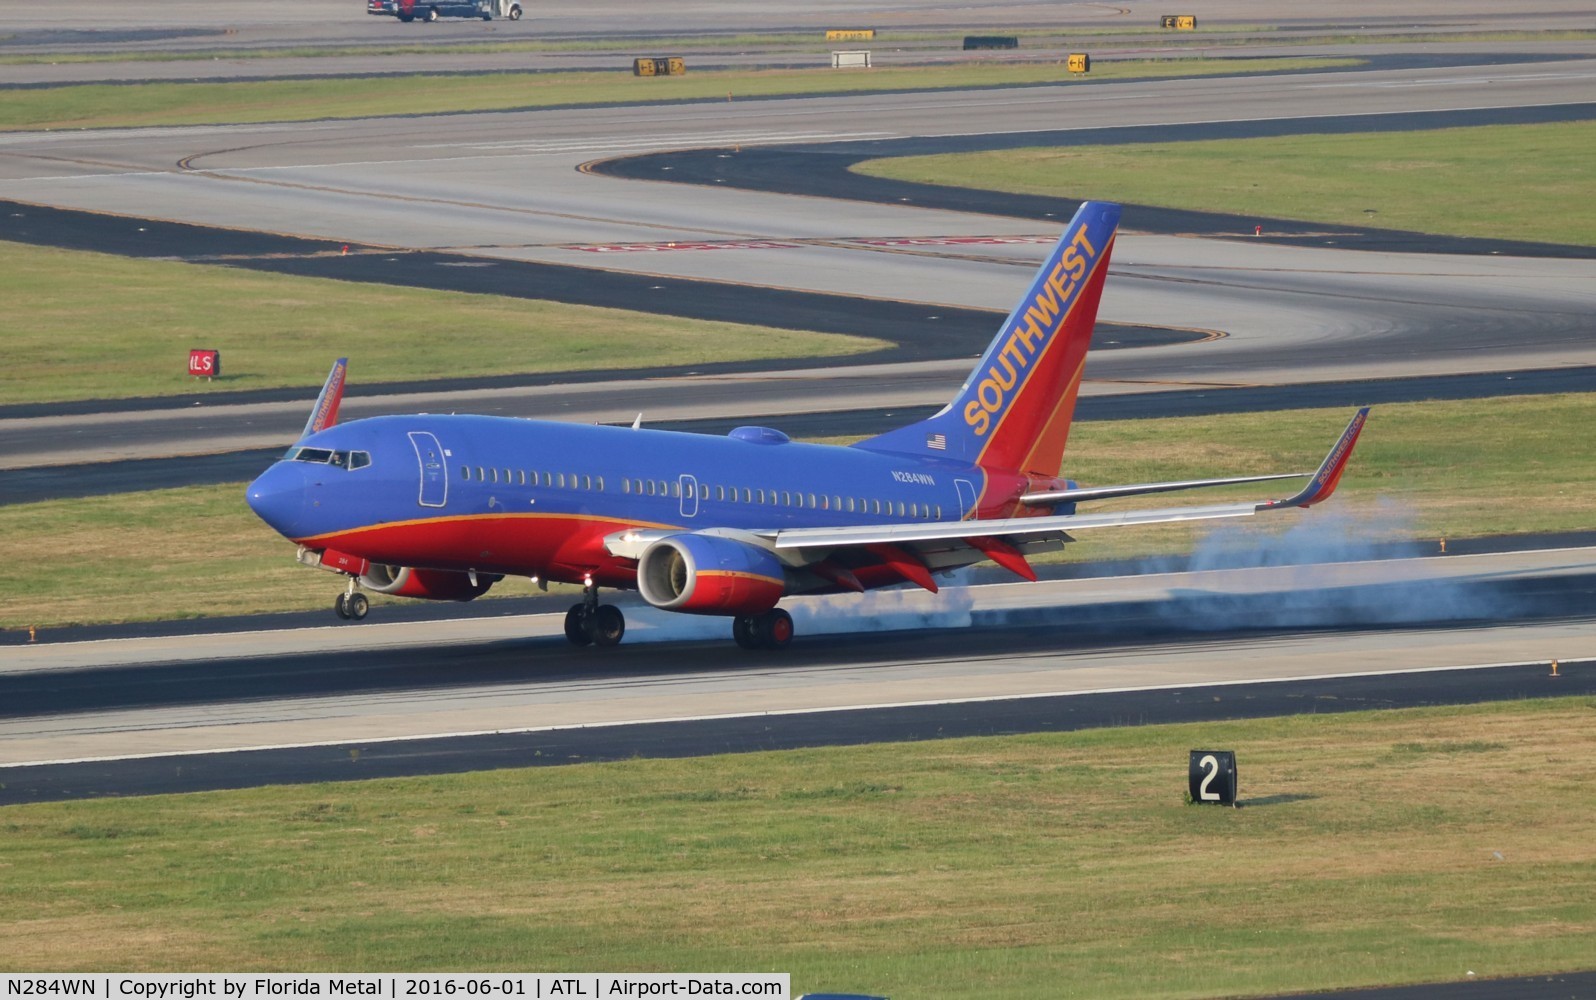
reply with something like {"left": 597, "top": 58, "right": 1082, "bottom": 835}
{"left": 398, "top": 13, "right": 414, "bottom": 21}
{"left": 732, "top": 615, "right": 761, "bottom": 650}
{"left": 334, "top": 593, "right": 352, "bottom": 620}
{"left": 425, "top": 6, "right": 439, "bottom": 21}
{"left": 761, "top": 608, "right": 794, "bottom": 649}
{"left": 347, "top": 592, "right": 370, "bottom": 621}
{"left": 481, "top": 13, "right": 492, "bottom": 20}
{"left": 507, "top": 4, "right": 522, "bottom": 18}
{"left": 564, "top": 604, "right": 592, "bottom": 646}
{"left": 588, "top": 604, "right": 625, "bottom": 647}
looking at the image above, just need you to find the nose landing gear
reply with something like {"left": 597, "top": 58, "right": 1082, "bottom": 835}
{"left": 333, "top": 577, "right": 369, "bottom": 621}
{"left": 565, "top": 578, "right": 626, "bottom": 647}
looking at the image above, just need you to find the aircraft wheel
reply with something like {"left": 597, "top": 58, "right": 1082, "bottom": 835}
{"left": 398, "top": 13, "right": 414, "bottom": 21}
{"left": 761, "top": 608, "right": 794, "bottom": 649}
{"left": 507, "top": 4, "right": 522, "bottom": 18}
{"left": 347, "top": 592, "right": 370, "bottom": 621}
{"left": 425, "top": 6, "right": 439, "bottom": 21}
{"left": 564, "top": 604, "right": 592, "bottom": 647}
{"left": 732, "top": 615, "right": 761, "bottom": 650}
{"left": 334, "top": 593, "right": 352, "bottom": 620}
{"left": 588, "top": 604, "right": 625, "bottom": 647}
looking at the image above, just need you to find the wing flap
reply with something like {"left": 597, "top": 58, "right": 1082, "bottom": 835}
{"left": 1021, "top": 471, "right": 1307, "bottom": 506}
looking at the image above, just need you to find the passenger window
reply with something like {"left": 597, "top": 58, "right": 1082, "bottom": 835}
{"left": 874, "top": 499, "right": 883, "bottom": 515}
{"left": 462, "top": 466, "right": 471, "bottom": 480}
{"left": 845, "top": 497, "right": 855, "bottom": 512}
{"left": 756, "top": 489, "right": 765, "bottom": 504}
{"left": 646, "top": 480, "right": 656, "bottom": 496}
{"left": 832, "top": 496, "right": 842, "bottom": 511}
{"left": 670, "top": 482, "right": 681, "bottom": 498}
{"left": 781, "top": 491, "right": 791, "bottom": 506}
{"left": 623, "top": 479, "right": 631, "bottom": 494}
{"left": 596, "top": 476, "right": 605, "bottom": 492}
{"left": 503, "top": 468, "right": 511, "bottom": 483}
{"left": 699, "top": 484, "right": 709, "bottom": 500}
{"left": 896, "top": 501, "right": 906, "bottom": 517}
{"left": 584, "top": 475, "right": 592, "bottom": 490}
{"left": 819, "top": 495, "right": 829, "bottom": 510}
{"left": 808, "top": 493, "right": 817, "bottom": 508}
{"left": 737, "top": 487, "right": 747, "bottom": 503}
{"left": 715, "top": 485, "right": 725, "bottom": 501}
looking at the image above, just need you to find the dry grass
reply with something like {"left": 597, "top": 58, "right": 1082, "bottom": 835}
{"left": 0, "top": 242, "right": 882, "bottom": 406}
{"left": 854, "top": 121, "right": 1596, "bottom": 246}
{"left": 1, "top": 699, "right": 1593, "bottom": 997}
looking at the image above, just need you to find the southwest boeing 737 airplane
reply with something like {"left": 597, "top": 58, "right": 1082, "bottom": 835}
{"left": 247, "top": 201, "right": 1369, "bottom": 649}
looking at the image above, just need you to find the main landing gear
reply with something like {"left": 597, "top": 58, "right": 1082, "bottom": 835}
{"left": 565, "top": 579, "right": 625, "bottom": 647}
{"left": 333, "top": 577, "right": 369, "bottom": 621}
{"left": 733, "top": 608, "right": 794, "bottom": 650}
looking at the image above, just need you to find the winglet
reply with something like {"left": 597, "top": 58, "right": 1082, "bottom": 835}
{"left": 300, "top": 358, "right": 348, "bottom": 440}
{"left": 1261, "top": 408, "right": 1370, "bottom": 510}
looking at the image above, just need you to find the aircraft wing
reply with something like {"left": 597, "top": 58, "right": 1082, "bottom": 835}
{"left": 756, "top": 407, "right": 1369, "bottom": 564}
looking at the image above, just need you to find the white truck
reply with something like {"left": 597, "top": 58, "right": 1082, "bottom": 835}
{"left": 367, "top": 0, "right": 522, "bottom": 22}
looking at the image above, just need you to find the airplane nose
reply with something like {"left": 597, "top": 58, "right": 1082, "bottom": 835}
{"left": 246, "top": 463, "right": 310, "bottom": 538}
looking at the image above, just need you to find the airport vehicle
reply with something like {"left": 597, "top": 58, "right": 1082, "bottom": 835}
{"left": 367, "top": 0, "right": 522, "bottom": 22}
{"left": 246, "top": 201, "right": 1369, "bottom": 649}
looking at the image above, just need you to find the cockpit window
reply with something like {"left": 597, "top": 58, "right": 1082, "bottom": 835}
{"left": 282, "top": 447, "right": 370, "bottom": 470}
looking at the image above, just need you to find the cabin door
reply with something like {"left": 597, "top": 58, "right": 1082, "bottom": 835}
{"left": 955, "top": 479, "right": 978, "bottom": 520}
{"left": 679, "top": 474, "right": 699, "bottom": 519}
{"left": 409, "top": 431, "right": 449, "bottom": 508}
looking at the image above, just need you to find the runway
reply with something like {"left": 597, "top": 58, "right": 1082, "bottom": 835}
{"left": 4, "top": 545, "right": 1594, "bottom": 802}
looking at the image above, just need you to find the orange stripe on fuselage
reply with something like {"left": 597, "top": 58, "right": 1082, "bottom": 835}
{"left": 698, "top": 569, "right": 785, "bottom": 587}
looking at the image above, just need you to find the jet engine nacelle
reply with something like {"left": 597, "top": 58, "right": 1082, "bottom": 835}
{"left": 359, "top": 563, "right": 497, "bottom": 601}
{"left": 636, "top": 533, "right": 786, "bottom": 616}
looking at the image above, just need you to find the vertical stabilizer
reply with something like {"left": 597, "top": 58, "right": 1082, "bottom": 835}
{"left": 300, "top": 358, "right": 349, "bottom": 440}
{"left": 854, "top": 201, "right": 1120, "bottom": 475}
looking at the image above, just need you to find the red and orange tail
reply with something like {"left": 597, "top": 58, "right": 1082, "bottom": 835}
{"left": 854, "top": 202, "right": 1121, "bottom": 477}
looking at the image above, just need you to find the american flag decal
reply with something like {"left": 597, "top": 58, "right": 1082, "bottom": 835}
{"left": 926, "top": 432, "right": 947, "bottom": 451}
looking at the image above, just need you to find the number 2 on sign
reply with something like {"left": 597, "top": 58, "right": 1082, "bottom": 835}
{"left": 1197, "top": 754, "right": 1221, "bottom": 801}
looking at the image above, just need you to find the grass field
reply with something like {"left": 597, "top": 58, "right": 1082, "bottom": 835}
{"left": 0, "top": 242, "right": 883, "bottom": 406}
{"left": 853, "top": 120, "right": 1596, "bottom": 246}
{"left": 2, "top": 697, "right": 1592, "bottom": 996}
{"left": 3, "top": 393, "right": 1590, "bottom": 631}
{"left": 0, "top": 58, "right": 1360, "bottom": 132}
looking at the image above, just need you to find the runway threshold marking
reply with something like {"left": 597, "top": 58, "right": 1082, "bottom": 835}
{"left": 1, "top": 656, "right": 1577, "bottom": 771}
